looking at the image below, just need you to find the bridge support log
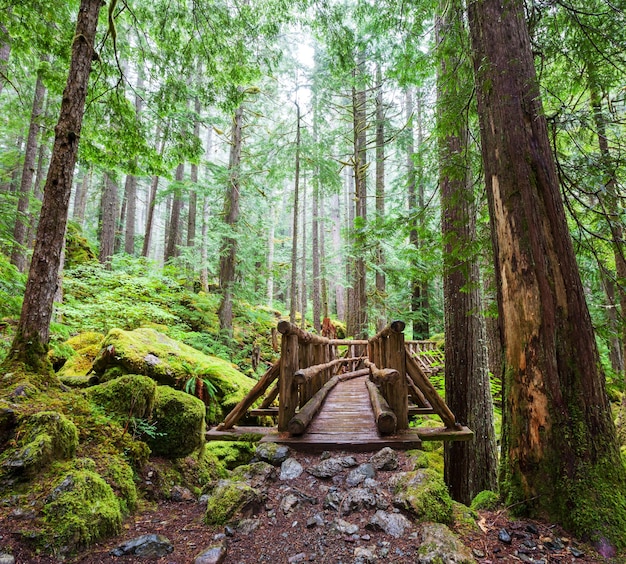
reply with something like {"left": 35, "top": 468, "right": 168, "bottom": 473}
{"left": 288, "top": 375, "right": 340, "bottom": 435}
{"left": 365, "top": 378, "right": 397, "bottom": 435}
{"left": 279, "top": 332, "right": 300, "bottom": 431}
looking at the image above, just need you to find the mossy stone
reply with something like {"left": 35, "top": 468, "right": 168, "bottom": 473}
{"left": 393, "top": 469, "right": 454, "bottom": 525}
{"left": 204, "top": 479, "right": 264, "bottom": 526}
{"left": 471, "top": 490, "right": 500, "bottom": 511}
{"left": 89, "top": 328, "right": 255, "bottom": 416}
{"left": 416, "top": 522, "right": 475, "bottom": 563}
{"left": 102, "top": 457, "right": 138, "bottom": 514}
{"left": 2, "top": 411, "right": 78, "bottom": 476}
{"left": 65, "top": 221, "right": 97, "bottom": 269}
{"left": 146, "top": 386, "right": 205, "bottom": 458}
{"left": 43, "top": 469, "right": 122, "bottom": 549}
{"left": 87, "top": 374, "right": 157, "bottom": 419}
{"left": 205, "top": 441, "right": 256, "bottom": 470}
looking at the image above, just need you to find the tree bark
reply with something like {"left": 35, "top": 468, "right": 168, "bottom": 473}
{"left": 11, "top": 56, "right": 47, "bottom": 272}
{"left": 468, "top": 0, "right": 626, "bottom": 544}
{"left": 375, "top": 64, "right": 386, "bottom": 332}
{"left": 0, "top": 19, "right": 11, "bottom": 96}
{"left": 437, "top": 0, "right": 497, "bottom": 504}
{"left": 26, "top": 131, "right": 49, "bottom": 253}
{"left": 217, "top": 104, "right": 244, "bottom": 334}
{"left": 164, "top": 162, "right": 184, "bottom": 262}
{"left": 142, "top": 123, "right": 165, "bottom": 257}
{"left": 289, "top": 101, "right": 301, "bottom": 324}
{"left": 72, "top": 166, "right": 90, "bottom": 225}
{"left": 300, "top": 174, "right": 307, "bottom": 330}
{"left": 8, "top": 0, "right": 103, "bottom": 371}
{"left": 99, "top": 172, "right": 119, "bottom": 267}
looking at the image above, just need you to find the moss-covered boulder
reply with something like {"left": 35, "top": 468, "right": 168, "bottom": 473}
{"left": 204, "top": 479, "right": 265, "bottom": 526}
{"left": 86, "top": 374, "right": 157, "bottom": 419}
{"left": 2, "top": 411, "right": 78, "bottom": 476}
{"left": 392, "top": 469, "right": 454, "bottom": 525}
{"left": 65, "top": 221, "right": 97, "bottom": 269}
{"left": 56, "top": 332, "right": 104, "bottom": 381}
{"left": 206, "top": 441, "right": 256, "bottom": 470}
{"left": 416, "top": 522, "right": 475, "bottom": 563}
{"left": 43, "top": 468, "right": 122, "bottom": 549}
{"left": 89, "top": 328, "right": 255, "bottom": 417}
{"left": 146, "top": 386, "right": 205, "bottom": 458}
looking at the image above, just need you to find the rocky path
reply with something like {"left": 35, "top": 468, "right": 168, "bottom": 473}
{"left": 1, "top": 447, "right": 610, "bottom": 563}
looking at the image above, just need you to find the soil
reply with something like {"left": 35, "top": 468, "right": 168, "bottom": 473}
{"left": 0, "top": 450, "right": 615, "bottom": 563}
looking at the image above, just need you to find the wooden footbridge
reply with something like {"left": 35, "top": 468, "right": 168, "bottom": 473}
{"left": 208, "top": 320, "right": 472, "bottom": 451}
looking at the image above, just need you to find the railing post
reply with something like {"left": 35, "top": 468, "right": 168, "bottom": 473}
{"left": 386, "top": 321, "right": 408, "bottom": 430}
{"left": 278, "top": 331, "right": 300, "bottom": 432}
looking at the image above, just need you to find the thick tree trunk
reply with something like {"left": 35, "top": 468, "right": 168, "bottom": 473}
{"left": 8, "top": 0, "right": 102, "bottom": 372}
{"left": 11, "top": 57, "right": 47, "bottom": 272}
{"left": 468, "top": 0, "right": 626, "bottom": 545}
{"left": 164, "top": 163, "right": 184, "bottom": 262}
{"left": 99, "top": 172, "right": 119, "bottom": 267}
{"left": 437, "top": 0, "right": 497, "bottom": 504}
{"left": 218, "top": 105, "right": 244, "bottom": 334}
{"left": 289, "top": 101, "right": 301, "bottom": 324}
{"left": 375, "top": 64, "right": 386, "bottom": 332}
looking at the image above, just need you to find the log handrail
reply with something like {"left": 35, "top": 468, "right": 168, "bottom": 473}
{"left": 294, "top": 357, "right": 362, "bottom": 384}
{"left": 365, "top": 378, "right": 397, "bottom": 434}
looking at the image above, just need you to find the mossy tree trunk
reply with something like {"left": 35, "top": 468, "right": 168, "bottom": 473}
{"left": 468, "top": 0, "right": 626, "bottom": 547}
{"left": 8, "top": 0, "right": 103, "bottom": 373}
{"left": 438, "top": 0, "right": 497, "bottom": 505}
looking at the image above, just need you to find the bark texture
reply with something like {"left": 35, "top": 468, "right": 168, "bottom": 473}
{"left": 468, "top": 0, "right": 626, "bottom": 544}
{"left": 9, "top": 0, "right": 102, "bottom": 370}
{"left": 99, "top": 172, "right": 119, "bottom": 266}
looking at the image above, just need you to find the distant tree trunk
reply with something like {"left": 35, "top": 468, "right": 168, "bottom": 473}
{"left": 11, "top": 56, "right": 47, "bottom": 272}
{"left": 468, "top": 0, "right": 626, "bottom": 544}
{"left": 320, "top": 193, "right": 329, "bottom": 320}
{"left": 331, "top": 192, "right": 344, "bottom": 320}
{"left": 0, "top": 20, "right": 10, "bottom": 96}
{"left": 301, "top": 175, "right": 307, "bottom": 329}
{"left": 26, "top": 133, "right": 49, "bottom": 252}
{"left": 7, "top": 0, "right": 102, "bottom": 372}
{"left": 350, "top": 57, "right": 368, "bottom": 338}
{"left": 188, "top": 98, "right": 201, "bottom": 250}
{"left": 312, "top": 178, "right": 321, "bottom": 332}
{"left": 375, "top": 64, "right": 386, "bottom": 331}
{"left": 217, "top": 104, "right": 244, "bottom": 334}
{"left": 200, "top": 126, "right": 213, "bottom": 293}
{"left": 267, "top": 204, "right": 276, "bottom": 307}
{"left": 164, "top": 163, "right": 184, "bottom": 262}
{"left": 72, "top": 166, "right": 90, "bottom": 225}
{"left": 600, "top": 270, "right": 624, "bottom": 374}
{"left": 142, "top": 123, "right": 165, "bottom": 258}
{"left": 99, "top": 172, "right": 118, "bottom": 267}
{"left": 437, "top": 0, "right": 497, "bottom": 504}
{"left": 289, "top": 101, "right": 302, "bottom": 324}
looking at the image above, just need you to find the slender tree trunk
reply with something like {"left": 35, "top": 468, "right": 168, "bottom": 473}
{"left": 437, "top": 0, "right": 497, "bottom": 504}
{"left": 7, "top": 0, "right": 102, "bottom": 372}
{"left": 600, "top": 270, "right": 624, "bottom": 374}
{"left": 200, "top": 125, "right": 213, "bottom": 293}
{"left": 320, "top": 193, "right": 329, "bottom": 320}
{"left": 312, "top": 176, "right": 321, "bottom": 332}
{"left": 164, "top": 163, "right": 184, "bottom": 262}
{"left": 142, "top": 123, "right": 165, "bottom": 257}
{"left": 331, "top": 192, "right": 345, "bottom": 321}
{"left": 301, "top": 175, "right": 307, "bottom": 329}
{"left": 72, "top": 167, "right": 90, "bottom": 225}
{"left": 99, "top": 172, "right": 119, "bottom": 267}
{"left": 468, "top": 0, "right": 626, "bottom": 545}
{"left": 188, "top": 101, "right": 201, "bottom": 250}
{"left": 0, "top": 19, "right": 11, "bottom": 96}
{"left": 26, "top": 132, "right": 49, "bottom": 253}
{"left": 289, "top": 101, "right": 301, "bottom": 324}
{"left": 217, "top": 105, "right": 244, "bottom": 335}
{"left": 11, "top": 56, "right": 47, "bottom": 272}
{"left": 267, "top": 204, "right": 276, "bottom": 307}
{"left": 375, "top": 64, "right": 386, "bottom": 331}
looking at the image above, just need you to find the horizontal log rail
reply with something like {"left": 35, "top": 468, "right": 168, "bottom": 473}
{"left": 294, "top": 357, "right": 362, "bottom": 384}
{"left": 288, "top": 375, "right": 341, "bottom": 435}
{"left": 364, "top": 359, "right": 401, "bottom": 385}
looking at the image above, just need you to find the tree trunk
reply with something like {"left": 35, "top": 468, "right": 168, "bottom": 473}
{"left": 468, "top": 0, "right": 626, "bottom": 545}
{"left": 11, "top": 56, "right": 47, "bottom": 272}
{"left": 142, "top": 123, "right": 165, "bottom": 258}
{"left": 312, "top": 175, "right": 321, "bottom": 332}
{"left": 375, "top": 64, "right": 386, "bottom": 332}
{"left": 26, "top": 132, "right": 49, "bottom": 253}
{"left": 301, "top": 175, "right": 307, "bottom": 330}
{"left": 289, "top": 101, "right": 301, "bottom": 324}
{"left": 164, "top": 162, "right": 184, "bottom": 262}
{"left": 331, "top": 192, "right": 345, "bottom": 321}
{"left": 437, "top": 0, "right": 497, "bottom": 505}
{"left": 7, "top": 0, "right": 102, "bottom": 372}
{"left": 99, "top": 172, "right": 119, "bottom": 267}
{"left": 200, "top": 125, "right": 213, "bottom": 293}
{"left": 0, "top": 19, "right": 11, "bottom": 96}
{"left": 217, "top": 104, "right": 244, "bottom": 335}
{"left": 320, "top": 193, "right": 329, "bottom": 320}
{"left": 72, "top": 166, "right": 90, "bottom": 225}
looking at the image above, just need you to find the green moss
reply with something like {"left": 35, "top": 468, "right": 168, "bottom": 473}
{"left": 65, "top": 221, "right": 97, "bottom": 269}
{"left": 2, "top": 411, "right": 78, "bottom": 476}
{"left": 87, "top": 375, "right": 157, "bottom": 419}
{"left": 471, "top": 490, "right": 500, "bottom": 511}
{"left": 43, "top": 469, "right": 122, "bottom": 549}
{"left": 452, "top": 501, "right": 480, "bottom": 534}
{"left": 393, "top": 468, "right": 454, "bottom": 525}
{"left": 205, "top": 441, "right": 256, "bottom": 470}
{"left": 146, "top": 386, "right": 205, "bottom": 458}
{"left": 101, "top": 457, "right": 138, "bottom": 514}
{"left": 90, "top": 328, "right": 255, "bottom": 417}
{"left": 57, "top": 334, "right": 103, "bottom": 378}
{"left": 204, "top": 479, "right": 264, "bottom": 526}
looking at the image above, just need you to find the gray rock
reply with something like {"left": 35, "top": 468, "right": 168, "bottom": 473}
{"left": 255, "top": 443, "right": 291, "bottom": 466}
{"left": 354, "top": 546, "right": 377, "bottom": 563}
{"left": 171, "top": 485, "right": 194, "bottom": 502}
{"left": 323, "top": 488, "right": 343, "bottom": 511}
{"left": 308, "top": 456, "right": 357, "bottom": 478}
{"left": 236, "top": 518, "right": 260, "bottom": 535}
{"left": 340, "top": 488, "right": 377, "bottom": 515}
{"left": 231, "top": 461, "right": 278, "bottom": 487}
{"left": 369, "top": 447, "right": 398, "bottom": 471}
{"left": 306, "top": 513, "right": 325, "bottom": 528}
{"left": 288, "top": 553, "right": 308, "bottom": 563}
{"left": 280, "top": 493, "right": 300, "bottom": 514}
{"left": 334, "top": 518, "right": 359, "bottom": 535}
{"left": 110, "top": 534, "right": 174, "bottom": 558}
{"left": 0, "top": 554, "right": 15, "bottom": 564}
{"left": 498, "top": 528, "right": 512, "bottom": 544}
{"left": 199, "top": 494, "right": 210, "bottom": 506}
{"left": 367, "top": 510, "right": 412, "bottom": 539}
{"left": 346, "top": 463, "right": 376, "bottom": 486}
{"left": 280, "top": 457, "right": 304, "bottom": 480}
{"left": 416, "top": 523, "right": 475, "bottom": 563}
{"left": 194, "top": 540, "right": 228, "bottom": 564}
